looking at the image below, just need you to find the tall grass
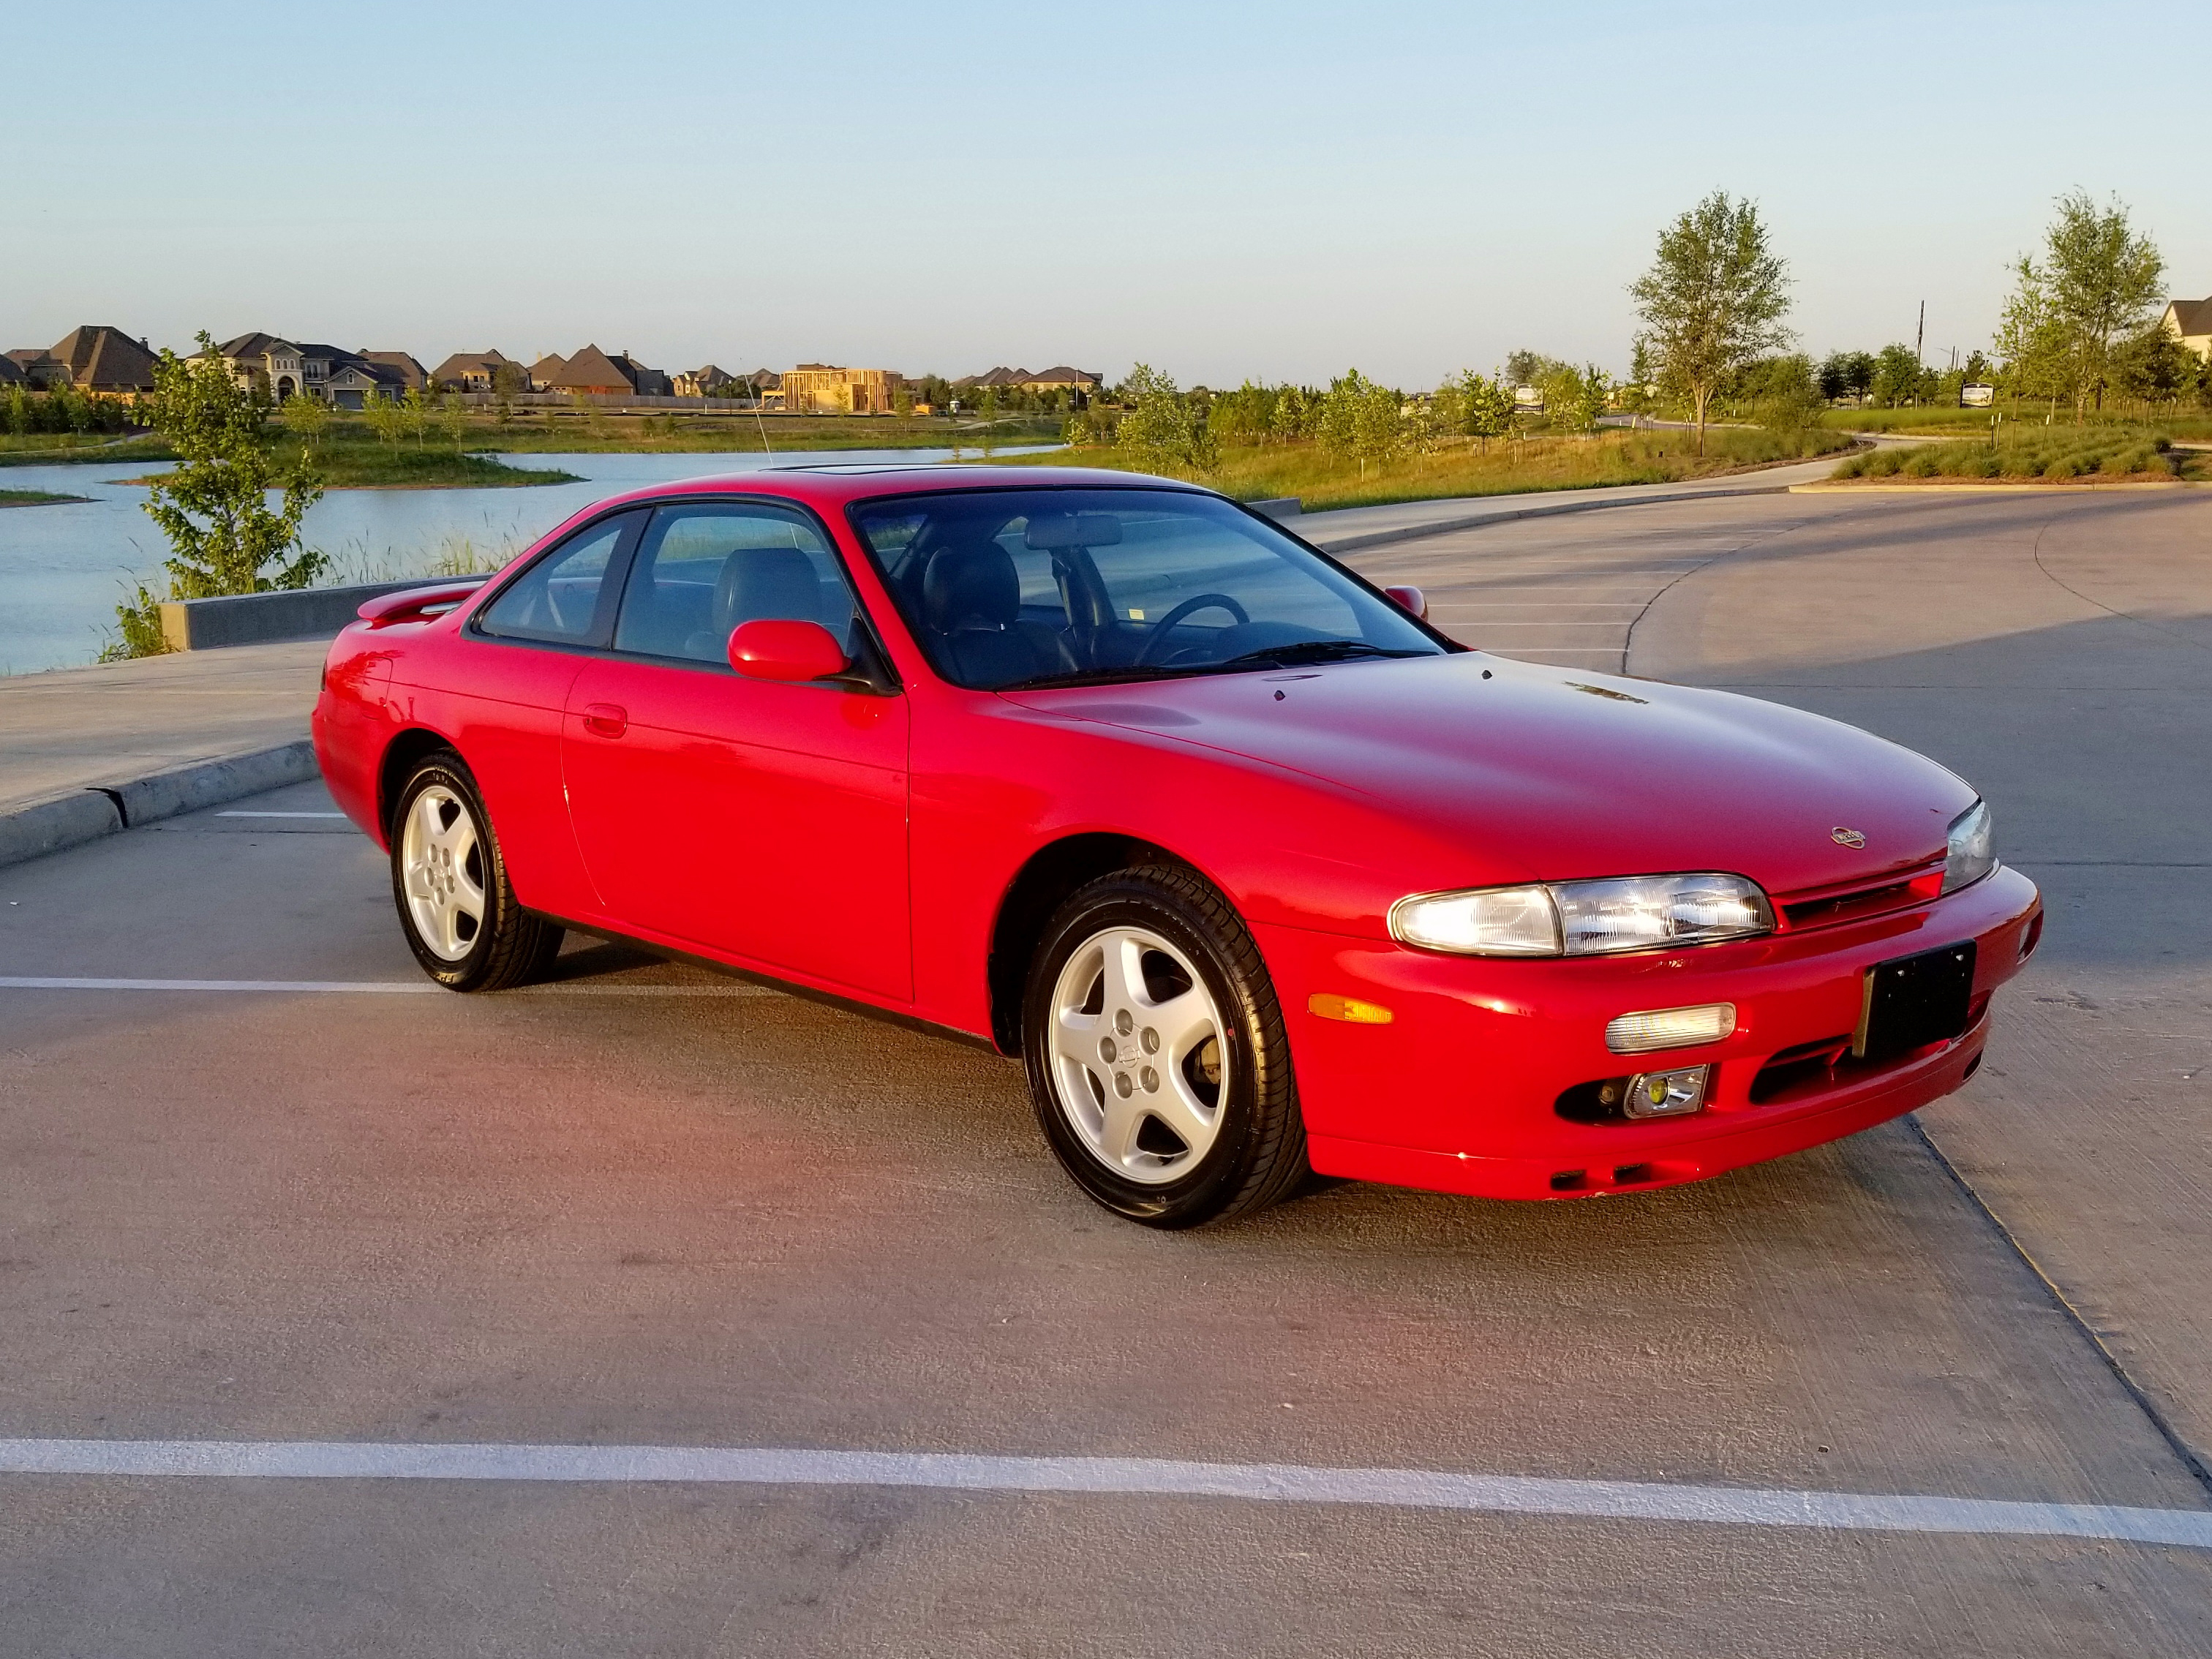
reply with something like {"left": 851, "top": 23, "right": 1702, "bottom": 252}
{"left": 1832, "top": 432, "right": 2189, "bottom": 481}
{"left": 1010, "top": 427, "right": 1854, "bottom": 511}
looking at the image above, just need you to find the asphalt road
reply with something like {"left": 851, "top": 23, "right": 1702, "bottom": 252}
{"left": 3, "top": 487, "right": 2210, "bottom": 1657}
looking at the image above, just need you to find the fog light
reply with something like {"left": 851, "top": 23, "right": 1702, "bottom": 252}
{"left": 1605, "top": 1002, "right": 1736, "bottom": 1054}
{"left": 1622, "top": 1065, "right": 1710, "bottom": 1119}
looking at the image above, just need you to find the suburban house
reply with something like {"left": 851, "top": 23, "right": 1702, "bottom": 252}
{"left": 1020, "top": 366, "right": 1102, "bottom": 395}
{"left": 431, "top": 350, "right": 521, "bottom": 392}
{"left": 213, "top": 333, "right": 309, "bottom": 400}
{"left": 323, "top": 358, "right": 413, "bottom": 411}
{"left": 2162, "top": 296, "right": 2212, "bottom": 363}
{"left": 780, "top": 364, "right": 901, "bottom": 414}
{"left": 535, "top": 345, "right": 671, "bottom": 397}
{"left": 951, "top": 365, "right": 1100, "bottom": 402}
{"left": 358, "top": 350, "right": 427, "bottom": 391}
{"left": 672, "top": 364, "right": 736, "bottom": 397}
{"left": 953, "top": 366, "right": 1030, "bottom": 390}
{"left": 4, "top": 326, "right": 158, "bottom": 394}
{"left": 42, "top": 326, "right": 159, "bottom": 394}
{"left": 293, "top": 343, "right": 362, "bottom": 402}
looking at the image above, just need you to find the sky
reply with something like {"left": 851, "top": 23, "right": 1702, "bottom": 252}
{"left": 7, "top": 1, "right": 2205, "bottom": 390}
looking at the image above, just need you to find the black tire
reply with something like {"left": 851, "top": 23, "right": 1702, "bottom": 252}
{"left": 389, "top": 753, "right": 563, "bottom": 991}
{"left": 1022, "top": 864, "right": 1307, "bottom": 1227}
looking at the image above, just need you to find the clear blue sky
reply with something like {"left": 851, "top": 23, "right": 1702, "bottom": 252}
{"left": 9, "top": 1, "right": 2204, "bottom": 388}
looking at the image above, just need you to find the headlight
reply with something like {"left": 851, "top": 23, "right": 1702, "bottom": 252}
{"left": 1942, "top": 800, "right": 1995, "bottom": 893}
{"left": 1390, "top": 873, "right": 1772, "bottom": 958}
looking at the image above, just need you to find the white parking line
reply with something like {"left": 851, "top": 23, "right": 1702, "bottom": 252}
{"left": 216, "top": 811, "right": 348, "bottom": 819}
{"left": 1, "top": 1438, "right": 2204, "bottom": 1548}
{"left": 0, "top": 977, "right": 772, "bottom": 997}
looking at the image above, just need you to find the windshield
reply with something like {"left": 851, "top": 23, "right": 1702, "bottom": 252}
{"left": 849, "top": 487, "right": 1445, "bottom": 691}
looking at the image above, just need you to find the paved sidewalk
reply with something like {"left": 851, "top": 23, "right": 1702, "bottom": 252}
{"left": 1293, "top": 454, "right": 1850, "bottom": 552}
{"left": 0, "top": 640, "right": 326, "bottom": 815}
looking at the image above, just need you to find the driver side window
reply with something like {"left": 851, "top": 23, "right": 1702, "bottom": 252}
{"left": 612, "top": 503, "right": 859, "bottom": 664}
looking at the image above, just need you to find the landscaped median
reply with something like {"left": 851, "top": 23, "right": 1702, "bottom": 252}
{"left": 1813, "top": 431, "right": 2205, "bottom": 487}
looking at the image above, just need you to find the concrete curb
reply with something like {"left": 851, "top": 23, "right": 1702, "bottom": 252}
{"left": 1303, "top": 481, "right": 1796, "bottom": 556}
{"left": 0, "top": 739, "right": 321, "bottom": 873}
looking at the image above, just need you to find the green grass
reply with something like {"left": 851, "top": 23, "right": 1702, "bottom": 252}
{"left": 1830, "top": 430, "right": 2205, "bottom": 483}
{"left": 0, "top": 486, "right": 86, "bottom": 506}
{"left": 997, "top": 426, "right": 1855, "bottom": 511}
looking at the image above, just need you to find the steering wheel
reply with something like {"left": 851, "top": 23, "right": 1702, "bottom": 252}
{"left": 1135, "top": 592, "right": 1250, "bottom": 666}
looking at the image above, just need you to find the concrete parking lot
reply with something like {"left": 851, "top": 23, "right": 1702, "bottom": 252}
{"left": 3, "top": 486, "right": 2210, "bottom": 1656}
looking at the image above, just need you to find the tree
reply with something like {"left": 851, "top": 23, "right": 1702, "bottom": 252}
{"left": 133, "top": 331, "right": 324, "bottom": 612}
{"left": 1818, "top": 350, "right": 1875, "bottom": 403}
{"left": 1116, "top": 364, "right": 1216, "bottom": 475}
{"left": 2113, "top": 328, "right": 2195, "bottom": 412}
{"left": 1208, "top": 381, "right": 1277, "bottom": 447}
{"left": 1270, "top": 384, "right": 1315, "bottom": 442}
{"left": 1503, "top": 350, "right": 1568, "bottom": 390}
{"left": 2001, "top": 192, "right": 2165, "bottom": 418}
{"left": 1629, "top": 191, "right": 1792, "bottom": 454}
{"left": 402, "top": 381, "right": 435, "bottom": 445}
{"left": 1869, "top": 343, "right": 1925, "bottom": 407}
{"left": 361, "top": 390, "right": 405, "bottom": 446}
{"left": 279, "top": 388, "right": 331, "bottom": 450}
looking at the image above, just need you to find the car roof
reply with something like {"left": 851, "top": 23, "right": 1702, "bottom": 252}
{"left": 576, "top": 464, "right": 1214, "bottom": 518}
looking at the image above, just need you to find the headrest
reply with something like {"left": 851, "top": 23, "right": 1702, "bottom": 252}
{"left": 923, "top": 541, "right": 1020, "bottom": 632}
{"left": 717, "top": 546, "right": 821, "bottom": 631}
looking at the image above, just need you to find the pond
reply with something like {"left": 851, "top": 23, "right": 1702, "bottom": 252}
{"left": 0, "top": 448, "right": 1056, "bottom": 674}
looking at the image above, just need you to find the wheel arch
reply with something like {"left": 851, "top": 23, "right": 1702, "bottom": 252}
{"left": 377, "top": 726, "right": 464, "bottom": 842}
{"left": 986, "top": 832, "right": 1214, "bottom": 1054}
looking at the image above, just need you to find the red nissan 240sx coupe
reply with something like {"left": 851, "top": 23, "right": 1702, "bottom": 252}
{"left": 314, "top": 466, "right": 2042, "bottom": 1227}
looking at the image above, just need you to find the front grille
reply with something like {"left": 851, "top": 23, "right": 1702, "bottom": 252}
{"left": 1775, "top": 861, "right": 1944, "bottom": 933}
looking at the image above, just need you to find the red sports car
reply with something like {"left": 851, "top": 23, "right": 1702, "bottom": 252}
{"left": 314, "top": 466, "right": 2042, "bottom": 1227}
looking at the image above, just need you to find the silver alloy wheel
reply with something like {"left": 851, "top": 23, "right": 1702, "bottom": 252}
{"left": 399, "top": 783, "right": 486, "bottom": 962}
{"left": 1047, "top": 925, "right": 1229, "bottom": 1184}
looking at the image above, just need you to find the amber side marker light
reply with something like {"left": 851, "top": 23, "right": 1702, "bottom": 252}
{"left": 1309, "top": 993, "right": 1394, "bottom": 1025}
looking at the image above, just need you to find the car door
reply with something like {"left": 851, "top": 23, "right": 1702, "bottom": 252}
{"left": 561, "top": 499, "right": 913, "bottom": 1001}
{"left": 451, "top": 508, "right": 644, "bottom": 917}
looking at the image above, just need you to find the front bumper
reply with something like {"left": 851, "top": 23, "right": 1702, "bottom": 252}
{"left": 1258, "top": 864, "right": 2041, "bottom": 1200}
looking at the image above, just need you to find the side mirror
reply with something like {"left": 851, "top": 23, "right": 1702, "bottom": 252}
{"left": 1384, "top": 584, "right": 1428, "bottom": 622}
{"left": 728, "top": 618, "right": 849, "bottom": 682}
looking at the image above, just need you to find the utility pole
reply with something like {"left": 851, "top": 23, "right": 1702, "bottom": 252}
{"left": 1914, "top": 301, "right": 1925, "bottom": 406}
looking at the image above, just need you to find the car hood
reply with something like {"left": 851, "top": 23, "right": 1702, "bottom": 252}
{"left": 1001, "top": 652, "right": 1976, "bottom": 897}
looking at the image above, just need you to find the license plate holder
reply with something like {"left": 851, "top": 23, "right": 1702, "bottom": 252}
{"left": 1855, "top": 941, "right": 1976, "bottom": 1063}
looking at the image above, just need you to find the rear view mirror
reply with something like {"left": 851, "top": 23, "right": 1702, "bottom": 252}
{"left": 729, "top": 618, "right": 849, "bottom": 682}
{"left": 1024, "top": 511, "right": 1123, "bottom": 550}
{"left": 1384, "top": 584, "right": 1428, "bottom": 621}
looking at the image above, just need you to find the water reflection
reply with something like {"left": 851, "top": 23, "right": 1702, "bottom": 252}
{"left": 0, "top": 448, "right": 1056, "bottom": 672}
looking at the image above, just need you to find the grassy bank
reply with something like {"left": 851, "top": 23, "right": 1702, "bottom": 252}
{"left": 0, "top": 432, "right": 170, "bottom": 466}
{"left": 0, "top": 487, "right": 87, "bottom": 506}
{"left": 8, "top": 410, "right": 1056, "bottom": 475}
{"left": 475, "top": 411, "right": 1060, "bottom": 454}
{"left": 1831, "top": 431, "right": 2207, "bottom": 482}
{"left": 1003, "top": 426, "right": 1855, "bottom": 511}
{"left": 282, "top": 442, "right": 580, "bottom": 488}
{"left": 113, "top": 439, "right": 579, "bottom": 489}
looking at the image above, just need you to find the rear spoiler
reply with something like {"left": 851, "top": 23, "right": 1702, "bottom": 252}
{"left": 357, "top": 578, "right": 491, "bottom": 628}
